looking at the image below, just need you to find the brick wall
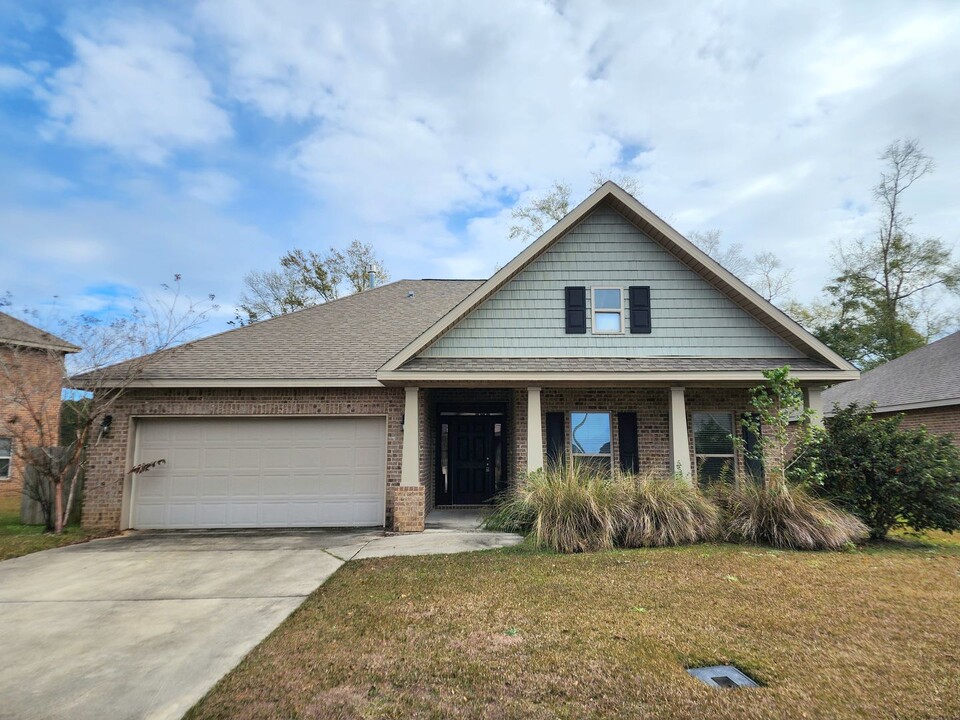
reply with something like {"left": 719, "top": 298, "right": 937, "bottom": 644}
{"left": 535, "top": 386, "right": 757, "bottom": 483}
{"left": 0, "top": 346, "right": 66, "bottom": 497}
{"left": 876, "top": 405, "right": 960, "bottom": 444}
{"left": 82, "top": 386, "right": 404, "bottom": 529}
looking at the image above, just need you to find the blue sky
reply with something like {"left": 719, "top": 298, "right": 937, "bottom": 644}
{"left": 2, "top": 0, "right": 959, "bottom": 331}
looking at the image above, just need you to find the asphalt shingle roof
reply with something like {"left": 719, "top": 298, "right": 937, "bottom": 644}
{"left": 0, "top": 311, "right": 80, "bottom": 352}
{"left": 398, "top": 357, "right": 833, "bottom": 373}
{"left": 100, "top": 280, "right": 482, "bottom": 381}
{"left": 822, "top": 331, "right": 960, "bottom": 411}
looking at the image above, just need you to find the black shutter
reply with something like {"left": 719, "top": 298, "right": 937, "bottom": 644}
{"left": 545, "top": 412, "right": 565, "bottom": 468}
{"left": 629, "top": 286, "right": 652, "bottom": 334}
{"left": 617, "top": 412, "right": 638, "bottom": 473}
{"left": 742, "top": 413, "right": 764, "bottom": 482}
{"left": 565, "top": 286, "right": 587, "bottom": 334}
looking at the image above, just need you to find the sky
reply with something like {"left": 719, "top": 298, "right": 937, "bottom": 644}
{"left": 1, "top": 0, "right": 959, "bottom": 331}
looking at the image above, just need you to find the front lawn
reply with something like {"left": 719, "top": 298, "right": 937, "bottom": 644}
{"left": 0, "top": 495, "right": 110, "bottom": 562}
{"left": 188, "top": 535, "right": 960, "bottom": 720}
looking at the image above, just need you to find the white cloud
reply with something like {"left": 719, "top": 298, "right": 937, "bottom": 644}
{"left": 41, "top": 18, "right": 231, "bottom": 163}
{"left": 180, "top": 170, "right": 240, "bottom": 205}
{"left": 0, "top": 65, "right": 31, "bottom": 90}
{"left": 186, "top": 0, "right": 960, "bottom": 304}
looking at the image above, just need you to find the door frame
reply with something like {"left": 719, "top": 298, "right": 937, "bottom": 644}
{"left": 433, "top": 402, "right": 508, "bottom": 506}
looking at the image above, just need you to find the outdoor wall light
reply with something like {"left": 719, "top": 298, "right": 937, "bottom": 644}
{"left": 99, "top": 414, "right": 113, "bottom": 438}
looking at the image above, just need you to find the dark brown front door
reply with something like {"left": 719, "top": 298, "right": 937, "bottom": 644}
{"left": 449, "top": 417, "right": 497, "bottom": 504}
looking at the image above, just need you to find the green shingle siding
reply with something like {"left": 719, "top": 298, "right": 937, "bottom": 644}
{"left": 423, "top": 206, "right": 805, "bottom": 359}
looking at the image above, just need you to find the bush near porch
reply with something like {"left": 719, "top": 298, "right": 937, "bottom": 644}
{"left": 484, "top": 465, "right": 867, "bottom": 553}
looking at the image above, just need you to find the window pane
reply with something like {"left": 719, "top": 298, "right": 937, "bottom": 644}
{"left": 593, "top": 288, "right": 621, "bottom": 309}
{"left": 693, "top": 413, "right": 734, "bottom": 454}
{"left": 0, "top": 459, "right": 9, "bottom": 478}
{"left": 571, "top": 412, "right": 611, "bottom": 454}
{"left": 0, "top": 438, "right": 10, "bottom": 456}
{"left": 594, "top": 312, "right": 621, "bottom": 332}
{"left": 697, "top": 457, "right": 733, "bottom": 485}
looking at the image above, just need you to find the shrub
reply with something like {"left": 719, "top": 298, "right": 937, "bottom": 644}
{"left": 721, "top": 481, "right": 868, "bottom": 550}
{"left": 617, "top": 473, "right": 719, "bottom": 547}
{"left": 484, "top": 463, "right": 719, "bottom": 553}
{"left": 793, "top": 403, "right": 960, "bottom": 540}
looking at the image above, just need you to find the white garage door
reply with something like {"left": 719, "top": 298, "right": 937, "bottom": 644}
{"left": 131, "top": 417, "right": 386, "bottom": 529}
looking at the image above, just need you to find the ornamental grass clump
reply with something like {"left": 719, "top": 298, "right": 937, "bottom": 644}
{"left": 617, "top": 472, "right": 719, "bottom": 547}
{"left": 484, "top": 464, "right": 719, "bottom": 553}
{"left": 722, "top": 481, "right": 868, "bottom": 550}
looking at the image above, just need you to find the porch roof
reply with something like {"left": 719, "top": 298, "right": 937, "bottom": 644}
{"left": 378, "top": 355, "right": 858, "bottom": 385}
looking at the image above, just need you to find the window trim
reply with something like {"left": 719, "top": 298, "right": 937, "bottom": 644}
{"left": 692, "top": 411, "right": 736, "bottom": 483}
{"left": 0, "top": 437, "right": 12, "bottom": 480}
{"left": 591, "top": 286, "right": 624, "bottom": 335}
{"left": 569, "top": 410, "right": 614, "bottom": 471}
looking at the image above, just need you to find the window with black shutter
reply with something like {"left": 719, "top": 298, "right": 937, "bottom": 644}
{"left": 629, "top": 286, "right": 652, "bottom": 334}
{"left": 617, "top": 412, "right": 638, "bottom": 473}
{"left": 545, "top": 412, "right": 565, "bottom": 467}
{"left": 565, "top": 286, "right": 587, "bottom": 334}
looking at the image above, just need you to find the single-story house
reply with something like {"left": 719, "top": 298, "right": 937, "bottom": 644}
{"left": 0, "top": 312, "right": 79, "bottom": 497}
{"left": 81, "top": 183, "right": 857, "bottom": 532}
{"left": 822, "top": 330, "right": 959, "bottom": 443}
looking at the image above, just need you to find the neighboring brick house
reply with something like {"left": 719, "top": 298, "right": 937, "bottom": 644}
{"left": 0, "top": 312, "right": 79, "bottom": 497}
{"left": 81, "top": 182, "right": 857, "bottom": 532}
{"left": 823, "top": 330, "right": 960, "bottom": 443}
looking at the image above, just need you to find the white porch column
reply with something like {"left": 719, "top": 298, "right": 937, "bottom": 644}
{"left": 669, "top": 386, "right": 692, "bottom": 479}
{"left": 527, "top": 386, "right": 544, "bottom": 473}
{"left": 400, "top": 386, "right": 420, "bottom": 486}
{"left": 805, "top": 386, "right": 825, "bottom": 428}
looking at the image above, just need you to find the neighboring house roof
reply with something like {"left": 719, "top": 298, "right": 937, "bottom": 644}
{"left": 822, "top": 331, "right": 960, "bottom": 413}
{"left": 0, "top": 311, "right": 80, "bottom": 353}
{"left": 94, "top": 280, "right": 482, "bottom": 387}
{"left": 379, "top": 182, "right": 856, "bottom": 376}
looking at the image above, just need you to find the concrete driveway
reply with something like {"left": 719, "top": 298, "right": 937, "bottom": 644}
{"left": 0, "top": 522, "right": 521, "bottom": 720}
{"left": 0, "top": 530, "right": 372, "bottom": 720}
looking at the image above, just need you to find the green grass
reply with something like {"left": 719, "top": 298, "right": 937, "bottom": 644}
{"left": 0, "top": 495, "right": 111, "bottom": 562}
{"left": 187, "top": 533, "right": 960, "bottom": 720}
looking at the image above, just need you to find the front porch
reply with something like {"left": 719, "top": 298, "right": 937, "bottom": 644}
{"left": 392, "top": 384, "right": 827, "bottom": 532}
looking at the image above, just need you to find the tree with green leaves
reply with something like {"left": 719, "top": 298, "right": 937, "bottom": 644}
{"left": 235, "top": 240, "right": 389, "bottom": 324}
{"left": 801, "top": 139, "right": 960, "bottom": 368}
{"left": 793, "top": 403, "right": 960, "bottom": 540}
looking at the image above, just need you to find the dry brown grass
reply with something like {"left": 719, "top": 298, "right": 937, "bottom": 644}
{"left": 187, "top": 536, "right": 960, "bottom": 720}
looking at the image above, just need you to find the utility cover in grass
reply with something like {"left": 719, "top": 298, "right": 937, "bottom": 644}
{"left": 687, "top": 665, "right": 760, "bottom": 688}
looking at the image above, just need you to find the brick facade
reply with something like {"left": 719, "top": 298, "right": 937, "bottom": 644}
{"left": 81, "top": 382, "right": 772, "bottom": 532}
{"left": 391, "top": 485, "right": 426, "bottom": 532}
{"left": 876, "top": 405, "right": 960, "bottom": 444}
{"left": 538, "top": 386, "right": 758, "bottom": 482}
{"left": 81, "top": 386, "right": 404, "bottom": 529}
{"left": 0, "top": 346, "right": 66, "bottom": 497}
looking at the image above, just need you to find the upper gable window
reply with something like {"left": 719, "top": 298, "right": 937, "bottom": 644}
{"left": 592, "top": 287, "right": 623, "bottom": 334}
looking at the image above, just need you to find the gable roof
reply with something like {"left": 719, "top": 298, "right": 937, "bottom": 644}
{"left": 95, "top": 280, "right": 481, "bottom": 387}
{"left": 0, "top": 311, "right": 80, "bottom": 353}
{"left": 823, "top": 331, "right": 960, "bottom": 413}
{"left": 379, "top": 182, "right": 857, "bottom": 376}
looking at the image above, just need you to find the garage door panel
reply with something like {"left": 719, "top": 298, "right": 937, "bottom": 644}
{"left": 133, "top": 417, "right": 386, "bottom": 529}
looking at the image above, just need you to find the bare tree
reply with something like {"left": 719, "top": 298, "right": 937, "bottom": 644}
{"left": 235, "top": 240, "right": 389, "bottom": 324}
{"left": 0, "top": 277, "right": 216, "bottom": 533}
{"left": 688, "top": 230, "right": 793, "bottom": 302}
{"left": 509, "top": 173, "right": 643, "bottom": 243}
